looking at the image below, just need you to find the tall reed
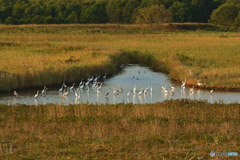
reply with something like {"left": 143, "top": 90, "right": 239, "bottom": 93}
{"left": 0, "top": 100, "right": 239, "bottom": 159}
{"left": 0, "top": 24, "right": 240, "bottom": 91}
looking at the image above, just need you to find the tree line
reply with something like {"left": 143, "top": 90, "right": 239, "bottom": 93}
{"left": 0, "top": 0, "right": 239, "bottom": 29}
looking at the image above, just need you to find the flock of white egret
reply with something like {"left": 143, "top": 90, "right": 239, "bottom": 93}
{"left": 5, "top": 64, "right": 240, "bottom": 105}
{"left": 13, "top": 68, "right": 214, "bottom": 103}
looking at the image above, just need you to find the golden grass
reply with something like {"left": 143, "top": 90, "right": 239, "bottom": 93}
{"left": 0, "top": 24, "right": 240, "bottom": 91}
{"left": 0, "top": 100, "right": 239, "bottom": 159}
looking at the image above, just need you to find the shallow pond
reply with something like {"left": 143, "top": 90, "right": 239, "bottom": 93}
{"left": 1, "top": 64, "right": 240, "bottom": 105}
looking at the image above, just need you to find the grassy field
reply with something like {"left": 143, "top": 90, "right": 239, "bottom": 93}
{"left": 0, "top": 24, "right": 240, "bottom": 92}
{"left": 0, "top": 99, "right": 239, "bottom": 159}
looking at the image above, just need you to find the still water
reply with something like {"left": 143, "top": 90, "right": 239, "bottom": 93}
{"left": 1, "top": 64, "right": 240, "bottom": 105}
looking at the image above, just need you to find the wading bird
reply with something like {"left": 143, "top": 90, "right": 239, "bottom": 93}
{"left": 138, "top": 88, "right": 143, "bottom": 95}
{"left": 169, "top": 84, "right": 175, "bottom": 90}
{"left": 210, "top": 89, "right": 213, "bottom": 94}
{"left": 34, "top": 90, "right": 39, "bottom": 99}
{"left": 79, "top": 78, "right": 83, "bottom": 86}
{"left": 161, "top": 84, "right": 165, "bottom": 91}
{"left": 112, "top": 85, "right": 119, "bottom": 94}
{"left": 62, "top": 87, "right": 69, "bottom": 98}
{"left": 92, "top": 82, "right": 97, "bottom": 88}
{"left": 164, "top": 88, "right": 168, "bottom": 94}
{"left": 14, "top": 91, "right": 19, "bottom": 97}
{"left": 93, "top": 76, "right": 98, "bottom": 82}
{"left": 144, "top": 87, "right": 148, "bottom": 94}
{"left": 80, "top": 82, "right": 85, "bottom": 89}
{"left": 133, "top": 85, "right": 136, "bottom": 94}
{"left": 42, "top": 86, "right": 48, "bottom": 94}
{"left": 103, "top": 73, "right": 107, "bottom": 79}
{"left": 59, "top": 84, "right": 64, "bottom": 92}
{"left": 118, "top": 84, "right": 123, "bottom": 93}
{"left": 120, "top": 64, "right": 124, "bottom": 68}
{"left": 97, "top": 83, "right": 103, "bottom": 90}
{"left": 89, "top": 76, "right": 94, "bottom": 82}
{"left": 70, "top": 83, "right": 75, "bottom": 90}
{"left": 105, "top": 88, "right": 110, "bottom": 97}
{"left": 85, "top": 80, "right": 90, "bottom": 87}
{"left": 63, "top": 82, "right": 67, "bottom": 88}
{"left": 197, "top": 80, "right": 203, "bottom": 87}
{"left": 181, "top": 78, "right": 186, "bottom": 89}
{"left": 189, "top": 86, "right": 194, "bottom": 93}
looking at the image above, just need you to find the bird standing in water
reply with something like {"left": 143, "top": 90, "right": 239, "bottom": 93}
{"left": 42, "top": 86, "right": 48, "bottom": 95}
{"left": 34, "top": 90, "right": 39, "bottom": 99}
{"left": 118, "top": 84, "right": 123, "bottom": 93}
{"left": 105, "top": 88, "right": 110, "bottom": 97}
{"left": 210, "top": 89, "right": 213, "bottom": 95}
{"left": 14, "top": 91, "right": 19, "bottom": 97}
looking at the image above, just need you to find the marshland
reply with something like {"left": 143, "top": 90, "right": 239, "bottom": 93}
{"left": 0, "top": 24, "right": 240, "bottom": 159}
{"left": 0, "top": 24, "right": 240, "bottom": 91}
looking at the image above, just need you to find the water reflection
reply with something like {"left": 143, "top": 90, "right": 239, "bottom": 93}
{"left": 1, "top": 64, "right": 240, "bottom": 105}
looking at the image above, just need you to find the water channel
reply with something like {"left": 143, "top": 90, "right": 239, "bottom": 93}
{"left": 1, "top": 64, "right": 240, "bottom": 105}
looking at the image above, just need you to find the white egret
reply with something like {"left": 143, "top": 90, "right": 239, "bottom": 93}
{"left": 161, "top": 85, "right": 165, "bottom": 91}
{"left": 210, "top": 89, "right": 213, "bottom": 94}
{"left": 79, "top": 78, "right": 83, "bottom": 86}
{"left": 14, "top": 91, "right": 19, "bottom": 97}
{"left": 197, "top": 80, "right": 203, "bottom": 86}
{"left": 80, "top": 82, "right": 85, "bottom": 89}
{"left": 164, "top": 88, "right": 168, "bottom": 93}
{"left": 181, "top": 77, "right": 186, "bottom": 88}
{"left": 133, "top": 85, "right": 136, "bottom": 94}
{"left": 97, "top": 83, "right": 103, "bottom": 90}
{"left": 87, "top": 86, "right": 89, "bottom": 93}
{"left": 59, "top": 84, "right": 64, "bottom": 92}
{"left": 182, "top": 85, "right": 185, "bottom": 90}
{"left": 92, "top": 82, "right": 97, "bottom": 88}
{"left": 144, "top": 87, "right": 148, "bottom": 94}
{"left": 105, "top": 88, "right": 110, "bottom": 97}
{"left": 112, "top": 85, "right": 119, "bottom": 94}
{"left": 62, "top": 87, "right": 69, "bottom": 98}
{"left": 103, "top": 73, "right": 107, "bottom": 79}
{"left": 118, "top": 84, "right": 123, "bottom": 93}
{"left": 70, "top": 83, "right": 75, "bottom": 90}
{"left": 189, "top": 86, "right": 194, "bottom": 93}
{"left": 42, "top": 86, "right": 47, "bottom": 94}
{"left": 93, "top": 76, "right": 98, "bottom": 82}
{"left": 138, "top": 88, "right": 143, "bottom": 95}
{"left": 85, "top": 80, "right": 90, "bottom": 87}
{"left": 63, "top": 82, "right": 67, "bottom": 88}
{"left": 169, "top": 84, "right": 175, "bottom": 90}
{"left": 89, "top": 76, "right": 94, "bottom": 82}
{"left": 34, "top": 90, "right": 39, "bottom": 99}
{"left": 127, "top": 91, "right": 130, "bottom": 97}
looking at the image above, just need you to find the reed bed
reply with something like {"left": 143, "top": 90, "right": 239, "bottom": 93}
{"left": 0, "top": 24, "right": 240, "bottom": 92}
{"left": 0, "top": 100, "right": 239, "bottom": 159}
